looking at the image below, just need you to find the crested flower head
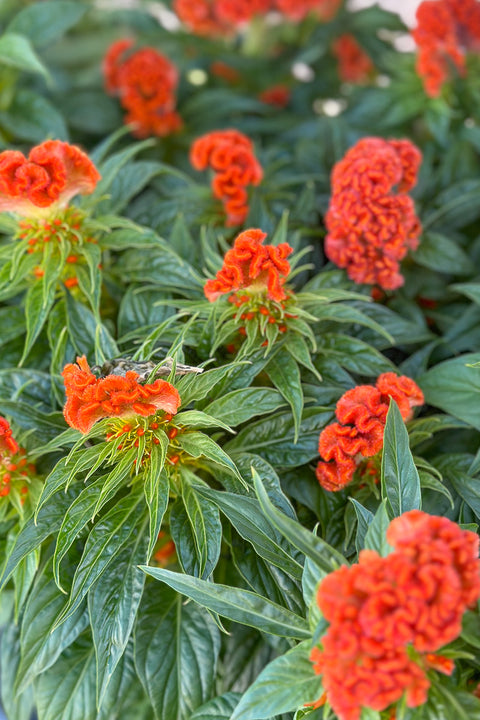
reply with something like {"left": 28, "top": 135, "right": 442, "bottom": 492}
{"left": 190, "top": 129, "right": 262, "bottom": 226}
{"left": 325, "top": 137, "right": 422, "bottom": 291}
{"left": 174, "top": 0, "right": 232, "bottom": 36}
{"left": 332, "top": 34, "right": 374, "bottom": 83}
{"left": 311, "top": 511, "right": 480, "bottom": 720}
{"left": 273, "top": 0, "right": 341, "bottom": 21}
{"left": 204, "top": 228, "right": 292, "bottom": 302}
{"left": 316, "top": 373, "right": 424, "bottom": 492}
{"left": 104, "top": 40, "right": 182, "bottom": 138}
{"left": 0, "top": 141, "right": 100, "bottom": 218}
{"left": 412, "top": 0, "right": 480, "bottom": 97}
{"left": 62, "top": 356, "right": 181, "bottom": 434}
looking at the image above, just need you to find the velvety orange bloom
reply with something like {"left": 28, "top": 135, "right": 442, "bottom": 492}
{"left": 62, "top": 356, "right": 181, "bottom": 434}
{"left": 0, "top": 141, "right": 100, "bottom": 218}
{"left": 332, "top": 35, "right": 374, "bottom": 83}
{"left": 412, "top": 0, "right": 480, "bottom": 97}
{"left": 190, "top": 129, "right": 263, "bottom": 226}
{"left": 174, "top": 0, "right": 232, "bottom": 35}
{"left": 215, "top": 0, "right": 271, "bottom": 25}
{"left": 325, "top": 137, "right": 422, "bottom": 291}
{"left": 316, "top": 373, "right": 424, "bottom": 491}
{"left": 258, "top": 84, "right": 291, "bottom": 107}
{"left": 103, "top": 40, "right": 182, "bottom": 138}
{"left": 210, "top": 61, "right": 241, "bottom": 84}
{"left": 0, "top": 418, "right": 19, "bottom": 457}
{"left": 274, "top": 0, "right": 340, "bottom": 21}
{"left": 311, "top": 512, "right": 480, "bottom": 720}
{"left": 204, "top": 228, "right": 292, "bottom": 302}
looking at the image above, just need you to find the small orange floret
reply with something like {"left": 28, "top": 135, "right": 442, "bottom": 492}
{"left": 316, "top": 373, "right": 423, "bottom": 492}
{"left": 0, "top": 141, "right": 100, "bottom": 218}
{"left": 103, "top": 40, "right": 182, "bottom": 138}
{"left": 273, "top": 0, "right": 341, "bottom": 21}
{"left": 0, "top": 418, "right": 19, "bottom": 456}
{"left": 258, "top": 84, "right": 291, "bottom": 107}
{"left": 332, "top": 34, "right": 374, "bottom": 83}
{"left": 62, "top": 355, "right": 181, "bottom": 434}
{"left": 325, "top": 137, "right": 422, "bottom": 290}
{"left": 190, "top": 129, "right": 262, "bottom": 226}
{"left": 204, "top": 228, "right": 292, "bottom": 302}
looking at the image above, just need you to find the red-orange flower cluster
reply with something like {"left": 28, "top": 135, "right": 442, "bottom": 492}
{"left": 0, "top": 141, "right": 99, "bottom": 218}
{"left": 311, "top": 510, "right": 480, "bottom": 720}
{"left": 0, "top": 418, "right": 35, "bottom": 504}
{"left": 190, "top": 129, "right": 263, "bottom": 226}
{"left": 273, "top": 0, "right": 340, "bottom": 22}
{"left": 258, "top": 84, "right": 291, "bottom": 107}
{"left": 316, "top": 373, "right": 424, "bottom": 492}
{"left": 62, "top": 356, "right": 181, "bottom": 434}
{"left": 325, "top": 137, "right": 422, "bottom": 290}
{"left": 204, "top": 228, "right": 292, "bottom": 302}
{"left": 332, "top": 35, "right": 374, "bottom": 83}
{"left": 412, "top": 0, "right": 480, "bottom": 97}
{"left": 103, "top": 40, "right": 182, "bottom": 138}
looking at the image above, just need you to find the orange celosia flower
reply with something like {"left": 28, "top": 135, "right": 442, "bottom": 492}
{"left": 210, "top": 61, "right": 241, "bottom": 83}
{"left": 204, "top": 228, "right": 292, "bottom": 302}
{"left": 332, "top": 35, "right": 374, "bottom": 83}
{"left": 191, "top": 129, "right": 263, "bottom": 226}
{"left": 0, "top": 141, "right": 100, "bottom": 218}
{"left": 174, "top": 0, "right": 232, "bottom": 36}
{"left": 215, "top": 0, "right": 271, "bottom": 25}
{"left": 62, "top": 356, "right": 181, "bottom": 434}
{"left": 0, "top": 418, "right": 19, "bottom": 457}
{"left": 273, "top": 0, "right": 341, "bottom": 22}
{"left": 325, "top": 137, "right": 422, "bottom": 291}
{"left": 412, "top": 0, "right": 480, "bottom": 97}
{"left": 316, "top": 373, "right": 424, "bottom": 492}
{"left": 103, "top": 40, "right": 182, "bottom": 138}
{"left": 258, "top": 84, "right": 291, "bottom": 107}
{"left": 311, "top": 512, "right": 480, "bottom": 720}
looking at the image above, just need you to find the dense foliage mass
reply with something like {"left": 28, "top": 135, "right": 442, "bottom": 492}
{"left": 0, "top": 1, "right": 479, "bottom": 719}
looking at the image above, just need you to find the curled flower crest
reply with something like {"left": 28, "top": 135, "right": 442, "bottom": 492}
{"left": 204, "top": 228, "right": 292, "bottom": 302}
{"left": 316, "top": 373, "right": 424, "bottom": 492}
{"left": 190, "top": 129, "right": 263, "bottom": 226}
{"left": 62, "top": 356, "right": 181, "bottom": 434}
{"left": 311, "top": 511, "right": 480, "bottom": 720}
{"left": 0, "top": 140, "right": 100, "bottom": 218}
{"left": 325, "top": 137, "right": 422, "bottom": 291}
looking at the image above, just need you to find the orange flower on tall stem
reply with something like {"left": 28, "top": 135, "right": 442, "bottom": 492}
{"left": 0, "top": 140, "right": 100, "bottom": 218}
{"left": 190, "top": 129, "right": 263, "bottom": 226}
{"left": 62, "top": 356, "right": 181, "bottom": 434}
{"left": 316, "top": 373, "right": 424, "bottom": 492}
{"left": 325, "top": 137, "right": 422, "bottom": 291}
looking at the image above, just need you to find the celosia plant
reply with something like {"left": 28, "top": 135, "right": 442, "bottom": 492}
{"left": 316, "top": 373, "right": 424, "bottom": 491}
{"left": 190, "top": 129, "right": 263, "bottom": 226}
{"left": 325, "top": 137, "right": 422, "bottom": 291}
{"left": 332, "top": 34, "right": 374, "bottom": 84}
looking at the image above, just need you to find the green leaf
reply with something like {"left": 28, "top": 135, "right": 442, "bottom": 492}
{"left": 134, "top": 584, "right": 221, "bottom": 720}
{"left": 53, "top": 491, "right": 146, "bottom": 629}
{"left": 265, "top": 351, "right": 303, "bottom": 442}
{"left": 175, "top": 361, "right": 242, "bottom": 404}
{"left": 0, "top": 32, "right": 49, "bottom": 79}
{"left": 89, "top": 515, "right": 149, "bottom": 703}
{"left": 190, "top": 693, "right": 241, "bottom": 720}
{"left": 8, "top": 1, "right": 86, "bottom": 47}
{"left": 21, "top": 278, "right": 57, "bottom": 364}
{"left": 1, "top": 622, "right": 34, "bottom": 720}
{"left": 419, "top": 353, "right": 480, "bottom": 430}
{"left": 231, "top": 641, "right": 321, "bottom": 720}
{"left": 140, "top": 567, "right": 311, "bottom": 640}
{"left": 381, "top": 401, "right": 421, "bottom": 518}
{"left": 253, "top": 468, "right": 346, "bottom": 574}
{"left": 34, "top": 633, "right": 97, "bottom": 720}
{"left": 364, "top": 501, "right": 392, "bottom": 556}
{"left": 195, "top": 486, "right": 303, "bottom": 580}
{"left": 144, "top": 440, "right": 169, "bottom": 556}
{"left": 203, "top": 387, "right": 286, "bottom": 426}
{"left": 0, "top": 89, "right": 68, "bottom": 143}
{"left": 16, "top": 561, "right": 89, "bottom": 694}
{"left": 349, "top": 498, "right": 374, "bottom": 553}
{"left": 414, "top": 232, "right": 472, "bottom": 275}
{"left": 170, "top": 481, "right": 222, "bottom": 579}
{"left": 176, "top": 431, "right": 242, "bottom": 481}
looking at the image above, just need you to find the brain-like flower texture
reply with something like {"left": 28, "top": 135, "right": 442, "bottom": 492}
{"left": 190, "top": 129, "right": 263, "bottom": 226}
{"left": 316, "top": 373, "right": 424, "bottom": 492}
{"left": 62, "top": 356, "right": 181, "bottom": 434}
{"left": 412, "top": 0, "right": 480, "bottom": 97}
{"left": 0, "top": 140, "right": 100, "bottom": 218}
{"left": 325, "top": 137, "right": 422, "bottom": 291}
{"left": 311, "top": 511, "right": 480, "bottom": 720}
{"left": 204, "top": 228, "right": 292, "bottom": 302}
{"left": 104, "top": 39, "right": 182, "bottom": 138}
